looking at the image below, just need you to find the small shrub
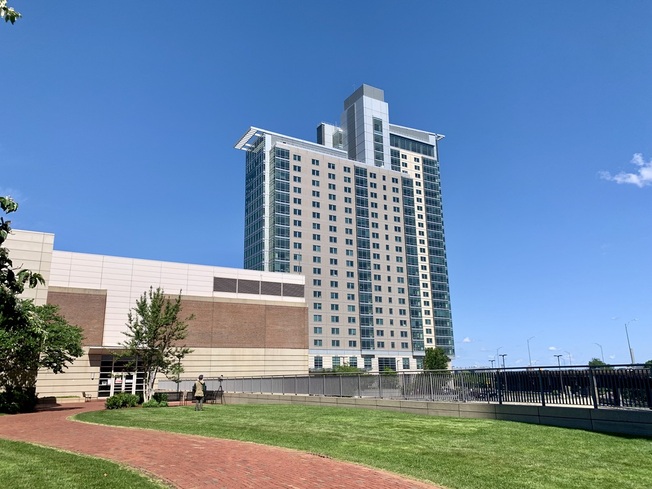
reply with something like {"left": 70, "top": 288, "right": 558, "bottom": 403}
{"left": 0, "top": 388, "right": 37, "bottom": 414}
{"left": 105, "top": 393, "right": 140, "bottom": 410}
{"left": 142, "top": 399, "right": 168, "bottom": 408}
{"left": 152, "top": 392, "right": 168, "bottom": 403}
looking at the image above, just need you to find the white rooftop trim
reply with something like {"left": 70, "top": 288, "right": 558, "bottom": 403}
{"left": 389, "top": 123, "right": 445, "bottom": 142}
{"left": 234, "top": 126, "right": 348, "bottom": 159}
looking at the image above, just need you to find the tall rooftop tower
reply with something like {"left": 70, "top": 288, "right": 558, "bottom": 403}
{"left": 235, "top": 85, "right": 454, "bottom": 371}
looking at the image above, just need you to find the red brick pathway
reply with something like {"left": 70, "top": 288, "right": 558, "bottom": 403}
{"left": 0, "top": 401, "right": 442, "bottom": 489}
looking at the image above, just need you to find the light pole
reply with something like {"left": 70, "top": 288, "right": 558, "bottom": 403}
{"left": 499, "top": 353, "right": 507, "bottom": 369}
{"left": 625, "top": 319, "right": 637, "bottom": 364}
{"left": 496, "top": 346, "right": 502, "bottom": 367}
{"left": 489, "top": 359, "right": 495, "bottom": 369}
{"left": 594, "top": 343, "right": 604, "bottom": 363}
{"left": 527, "top": 336, "right": 535, "bottom": 367}
{"left": 554, "top": 354, "right": 564, "bottom": 395}
{"left": 564, "top": 351, "right": 572, "bottom": 366}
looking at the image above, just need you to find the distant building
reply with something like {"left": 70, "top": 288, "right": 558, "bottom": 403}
{"left": 235, "top": 84, "right": 454, "bottom": 372}
{"left": 8, "top": 230, "right": 307, "bottom": 399}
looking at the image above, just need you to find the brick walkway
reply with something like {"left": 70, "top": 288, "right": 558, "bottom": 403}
{"left": 0, "top": 401, "right": 442, "bottom": 488}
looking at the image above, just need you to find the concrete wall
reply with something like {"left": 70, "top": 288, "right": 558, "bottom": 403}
{"left": 222, "top": 392, "right": 652, "bottom": 438}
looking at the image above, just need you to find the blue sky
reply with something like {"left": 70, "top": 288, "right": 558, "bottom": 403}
{"left": 2, "top": 1, "right": 651, "bottom": 368}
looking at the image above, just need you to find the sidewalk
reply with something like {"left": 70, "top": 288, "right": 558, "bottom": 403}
{"left": 0, "top": 401, "right": 441, "bottom": 489}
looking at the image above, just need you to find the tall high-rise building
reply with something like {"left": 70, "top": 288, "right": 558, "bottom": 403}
{"left": 235, "top": 85, "right": 454, "bottom": 371}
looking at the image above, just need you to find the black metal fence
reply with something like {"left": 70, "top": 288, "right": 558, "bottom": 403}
{"left": 157, "top": 365, "right": 652, "bottom": 410}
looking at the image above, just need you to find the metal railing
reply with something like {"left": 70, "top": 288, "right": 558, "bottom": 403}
{"left": 157, "top": 365, "right": 652, "bottom": 410}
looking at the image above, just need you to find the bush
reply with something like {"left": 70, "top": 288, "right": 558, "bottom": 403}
{"left": 142, "top": 398, "right": 169, "bottom": 408}
{"left": 0, "top": 388, "right": 37, "bottom": 414}
{"left": 152, "top": 392, "right": 168, "bottom": 403}
{"left": 105, "top": 393, "right": 140, "bottom": 409}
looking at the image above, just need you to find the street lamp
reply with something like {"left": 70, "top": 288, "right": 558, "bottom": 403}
{"left": 625, "top": 319, "right": 637, "bottom": 364}
{"left": 499, "top": 353, "right": 507, "bottom": 369}
{"left": 489, "top": 359, "right": 495, "bottom": 369}
{"left": 564, "top": 351, "right": 572, "bottom": 366}
{"left": 594, "top": 343, "right": 604, "bottom": 363}
{"left": 496, "top": 346, "right": 503, "bottom": 366}
{"left": 554, "top": 354, "right": 563, "bottom": 367}
{"left": 527, "top": 336, "right": 535, "bottom": 367}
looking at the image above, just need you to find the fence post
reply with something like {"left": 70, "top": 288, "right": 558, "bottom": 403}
{"left": 339, "top": 374, "right": 343, "bottom": 397}
{"left": 459, "top": 371, "right": 467, "bottom": 403}
{"left": 497, "top": 371, "right": 503, "bottom": 405}
{"left": 589, "top": 368, "right": 599, "bottom": 409}
{"left": 357, "top": 373, "right": 361, "bottom": 398}
{"left": 647, "top": 367, "right": 652, "bottom": 410}
{"left": 538, "top": 368, "right": 545, "bottom": 407}
{"left": 379, "top": 373, "right": 383, "bottom": 399}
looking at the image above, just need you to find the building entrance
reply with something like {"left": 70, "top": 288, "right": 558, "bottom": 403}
{"left": 97, "top": 355, "right": 145, "bottom": 398}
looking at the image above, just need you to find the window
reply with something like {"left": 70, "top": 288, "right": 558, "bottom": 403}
{"left": 314, "top": 326, "right": 322, "bottom": 334}
{"left": 332, "top": 356, "right": 340, "bottom": 367}
{"left": 364, "top": 357, "right": 372, "bottom": 370}
{"left": 313, "top": 314, "right": 322, "bottom": 321}
{"left": 377, "top": 341, "right": 385, "bottom": 348}
{"left": 348, "top": 328, "right": 357, "bottom": 335}
{"left": 314, "top": 356, "right": 323, "bottom": 369}
{"left": 349, "top": 356, "right": 357, "bottom": 367}
{"left": 312, "top": 158, "right": 319, "bottom": 165}
{"left": 313, "top": 279, "right": 322, "bottom": 286}
{"left": 313, "top": 339, "right": 322, "bottom": 346}
{"left": 331, "top": 340, "right": 340, "bottom": 347}
{"left": 293, "top": 154, "right": 301, "bottom": 161}
{"left": 331, "top": 327, "right": 340, "bottom": 335}
{"left": 403, "top": 358, "right": 410, "bottom": 369}
{"left": 331, "top": 316, "right": 340, "bottom": 323}
{"left": 348, "top": 340, "right": 357, "bottom": 347}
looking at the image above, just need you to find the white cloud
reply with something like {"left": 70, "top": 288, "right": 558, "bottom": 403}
{"left": 600, "top": 153, "right": 652, "bottom": 188}
{"left": 548, "top": 346, "right": 559, "bottom": 351}
{"left": 462, "top": 337, "right": 471, "bottom": 343}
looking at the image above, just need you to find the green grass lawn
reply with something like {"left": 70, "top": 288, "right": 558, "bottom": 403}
{"left": 77, "top": 404, "right": 652, "bottom": 489}
{"left": 0, "top": 438, "right": 168, "bottom": 488}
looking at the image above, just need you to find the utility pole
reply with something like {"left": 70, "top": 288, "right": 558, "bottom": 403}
{"left": 527, "top": 336, "right": 535, "bottom": 367}
{"left": 625, "top": 319, "right": 637, "bottom": 364}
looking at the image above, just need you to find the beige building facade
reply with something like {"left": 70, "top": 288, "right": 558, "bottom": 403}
{"left": 7, "top": 230, "right": 308, "bottom": 399}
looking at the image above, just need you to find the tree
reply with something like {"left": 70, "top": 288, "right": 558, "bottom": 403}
{"left": 588, "top": 358, "right": 609, "bottom": 367}
{"left": 0, "top": 0, "right": 21, "bottom": 24}
{"left": 121, "top": 287, "right": 194, "bottom": 402}
{"left": 1, "top": 196, "right": 83, "bottom": 413}
{"left": 644, "top": 360, "right": 652, "bottom": 368}
{"left": 423, "top": 347, "right": 450, "bottom": 370}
